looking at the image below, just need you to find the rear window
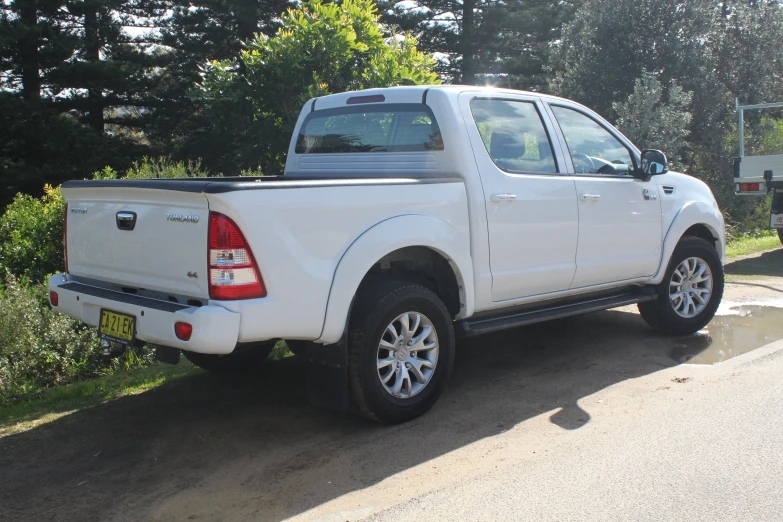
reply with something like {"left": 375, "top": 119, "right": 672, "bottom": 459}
{"left": 295, "top": 103, "right": 444, "bottom": 154}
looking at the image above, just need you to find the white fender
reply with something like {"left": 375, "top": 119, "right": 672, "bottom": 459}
{"left": 316, "top": 214, "right": 474, "bottom": 344}
{"left": 650, "top": 200, "right": 726, "bottom": 284}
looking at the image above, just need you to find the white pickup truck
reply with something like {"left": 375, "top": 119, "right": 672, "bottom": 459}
{"left": 49, "top": 86, "right": 726, "bottom": 422}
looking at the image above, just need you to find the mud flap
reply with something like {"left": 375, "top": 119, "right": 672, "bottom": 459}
{"left": 304, "top": 339, "right": 349, "bottom": 411}
{"left": 155, "top": 345, "right": 181, "bottom": 365}
{"left": 772, "top": 188, "right": 783, "bottom": 230}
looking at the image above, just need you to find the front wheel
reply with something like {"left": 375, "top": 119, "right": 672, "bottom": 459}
{"left": 348, "top": 281, "right": 455, "bottom": 423}
{"left": 638, "top": 236, "right": 724, "bottom": 335}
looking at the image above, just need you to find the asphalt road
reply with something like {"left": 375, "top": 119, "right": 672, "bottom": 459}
{"left": 362, "top": 340, "right": 783, "bottom": 522}
{"left": 1, "top": 248, "right": 782, "bottom": 522}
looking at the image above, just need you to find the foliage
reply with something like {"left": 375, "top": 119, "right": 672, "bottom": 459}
{"left": 93, "top": 157, "right": 209, "bottom": 180}
{"left": 552, "top": 0, "right": 783, "bottom": 231}
{"left": 239, "top": 167, "right": 265, "bottom": 177}
{"left": 0, "top": 185, "right": 65, "bottom": 285}
{"left": 613, "top": 72, "right": 693, "bottom": 170}
{"left": 378, "top": 0, "right": 574, "bottom": 88}
{"left": 725, "top": 233, "right": 781, "bottom": 258}
{"left": 192, "top": 0, "right": 439, "bottom": 174}
{"left": 550, "top": 0, "right": 709, "bottom": 118}
{"left": 0, "top": 94, "right": 139, "bottom": 209}
{"left": 754, "top": 118, "right": 783, "bottom": 157}
{"left": 1, "top": 0, "right": 293, "bottom": 191}
{"left": 0, "top": 274, "right": 154, "bottom": 404}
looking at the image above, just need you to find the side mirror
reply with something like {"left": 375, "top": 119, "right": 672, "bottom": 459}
{"left": 637, "top": 149, "right": 668, "bottom": 178}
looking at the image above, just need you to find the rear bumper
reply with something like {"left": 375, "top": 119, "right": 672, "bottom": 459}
{"left": 48, "top": 274, "right": 240, "bottom": 354}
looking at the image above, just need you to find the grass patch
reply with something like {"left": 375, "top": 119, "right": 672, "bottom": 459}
{"left": 0, "top": 361, "right": 202, "bottom": 436}
{"left": 726, "top": 234, "right": 781, "bottom": 258}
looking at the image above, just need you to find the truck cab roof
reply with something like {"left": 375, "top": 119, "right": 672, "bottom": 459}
{"left": 309, "top": 85, "right": 578, "bottom": 111}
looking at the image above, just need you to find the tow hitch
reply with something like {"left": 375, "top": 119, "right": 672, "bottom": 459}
{"left": 100, "top": 339, "right": 126, "bottom": 359}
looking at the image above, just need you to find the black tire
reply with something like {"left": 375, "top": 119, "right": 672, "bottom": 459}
{"left": 183, "top": 342, "right": 274, "bottom": 373}
{"left": 778, "top": 227, "right": 782, "bottom": 245}
{"left": 638, "top": 236, "right": 724, "bottom": 335}
{"left": 348, "top": 281, "right": 455, "bottom": 423}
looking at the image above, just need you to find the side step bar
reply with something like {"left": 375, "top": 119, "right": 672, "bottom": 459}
{"left": 456, "top": 288, "right": 657, "bottom": 337}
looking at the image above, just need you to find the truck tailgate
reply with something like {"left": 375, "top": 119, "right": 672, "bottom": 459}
{"left": 63, "top": 186, "right": 210, "bottom": 299}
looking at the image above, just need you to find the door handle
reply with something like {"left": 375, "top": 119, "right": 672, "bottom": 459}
{"left": 116, "top": 211, "right": 137, "bottom": 231}
{"left": 491, "top": 193, "right": 517, "bottom": 203}
{"left": 579, "top": 194, "right": 601, "bottom": 202}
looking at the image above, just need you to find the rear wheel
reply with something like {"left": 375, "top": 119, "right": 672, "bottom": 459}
{"left": 638, "top": 236, "right": 724, "bottom": 335}
{"left": 183, "top": 342, "right": 274, "bottom": 373}
{"left": 348, "top": 281, "right": 455, "bottom": 423}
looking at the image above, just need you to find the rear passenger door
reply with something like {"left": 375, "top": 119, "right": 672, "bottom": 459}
{"left": 459, "top": 93, "right": 579, "bottom": 302}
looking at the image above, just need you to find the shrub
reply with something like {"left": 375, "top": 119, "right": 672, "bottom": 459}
{"left": 0, "top": 275, "right": 153, "bottom": 403}
{"left": 0, "top": 185, "right": 65, "bottom": 285}
{"left": 93, "top": 157, "right": 209, "bottom": 180}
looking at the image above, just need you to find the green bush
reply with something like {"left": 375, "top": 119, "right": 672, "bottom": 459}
{"left": 93, "top": 156, "right": 209, "bottom": 180}
{"left": 0, "top": 158, "right": 210, "bottom": 403}
{"left": 0, "top": 275, "right": 154, "bottom": 403}
{"left": 0, "top": 185, "right": 65, "bottom": 285}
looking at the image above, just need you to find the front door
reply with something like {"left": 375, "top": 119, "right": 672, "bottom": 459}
{"left": 460, "top": 94, "right": 579, "bottom": 302}
{"left": 548, "top": 104, "right": 663, "bottom": 288}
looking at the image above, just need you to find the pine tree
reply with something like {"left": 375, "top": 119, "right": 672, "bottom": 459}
{"left": 148, "top": 0, "right": 293, "bottom": 170}
{"left": 377, "top": 0, "right": 572, "bottom": 87}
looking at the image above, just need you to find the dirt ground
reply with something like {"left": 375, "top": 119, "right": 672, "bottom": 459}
{"left": 1, "top": 248, "right": 782, "bottom": 522}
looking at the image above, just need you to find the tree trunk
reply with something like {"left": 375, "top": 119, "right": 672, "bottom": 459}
{"left": 18, "top": 0, "right": 40, "bottom": 104}
{"left": 85, "top": 3, "right": 104, "bottom": 132}
{"left": 460, "top": 0, "right": 476, "bottom": 85}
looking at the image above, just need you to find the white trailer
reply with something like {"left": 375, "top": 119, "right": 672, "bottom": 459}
{"left": 733, "top": 100, "right": 783, "bottom": 243}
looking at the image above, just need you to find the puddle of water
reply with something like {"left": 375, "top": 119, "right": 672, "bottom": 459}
{"left": 717, "top": 299, "right": 783, "bottom": 315}
{"left": 670, "top": 305, "right": 783, "bottom": 364}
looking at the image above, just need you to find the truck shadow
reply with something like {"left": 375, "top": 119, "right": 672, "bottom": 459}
{"left": 725, "top": 247, "right": 783, "bottom": 278}
{"left": 2, "top": 309, "right": 700, "bottom": 521}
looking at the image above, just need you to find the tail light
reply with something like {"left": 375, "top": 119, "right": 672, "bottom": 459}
{"left": 208, "top": 212, "right": 266, "bottom": 300}
{"left": 175, "top": 322, "right": 193, "bottom": 341}
{"left": 50, "top": 291, "right": 59, "bottom": 307}
{"left": 736, "top": 182, "right": 765, "bottom": 193}
{"left": 64, "top": 203, "right": 69, "bottom": 273}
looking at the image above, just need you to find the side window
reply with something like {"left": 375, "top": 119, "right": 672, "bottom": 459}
{"left": 551, "top": 106, "right": 634, "bottom": 175}
{"left": 470, "top": 99, "right": 558, "bottom": 174}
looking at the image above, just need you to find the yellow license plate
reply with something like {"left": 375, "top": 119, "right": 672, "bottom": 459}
{"left": 99, "top": 309, "right": 136, "bottom": 344}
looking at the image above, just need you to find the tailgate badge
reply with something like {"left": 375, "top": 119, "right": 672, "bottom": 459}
{"left": 187, "top": 271, "right": 198, "bottom": 279}
{"left": 167, "top": 213, "right": 200, "bottom": 223}
{"left": 116, "top": 211, "right": 137, "bottom": 231}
